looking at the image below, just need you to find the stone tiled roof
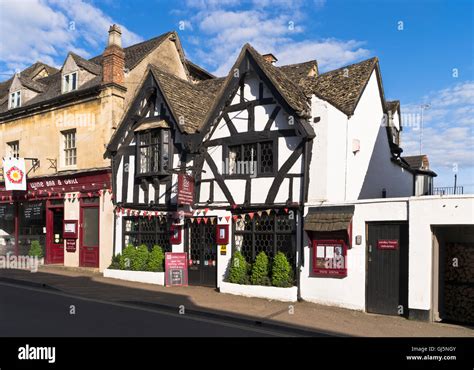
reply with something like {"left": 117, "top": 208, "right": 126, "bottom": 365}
{"left": 278, "top": 60, "right": 318, "bottom": 85}
{"left": 150, "top": 65, "right": 225, "bottom": 134}
{"left": 0, "top": 32, "right": 173, "bottom": 116}
{"left": 70, "top": 52, "right": 101, "bottom": 75}
{"left": 301, "top": 57, "right": 379, "bottom": 116}
{"left": 185, "top": 59, "right": 215, "bottom": 81}
{"left": 90, "top": 32, "right": 171, "bottom": 71}
{"left": 403, "top": 155, "right": 428, "bottom": 170}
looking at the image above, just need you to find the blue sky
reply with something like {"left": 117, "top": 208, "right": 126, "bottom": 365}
{"left": 0, "top": 0, "right": 473, "bottom": 192}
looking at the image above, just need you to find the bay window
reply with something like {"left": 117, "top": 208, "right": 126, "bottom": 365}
{"left": 137, "top": 129, "right": 170, "bottom": 175}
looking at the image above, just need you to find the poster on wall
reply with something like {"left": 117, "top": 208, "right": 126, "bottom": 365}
{"left": 312, "top": 240, "right": 347, "bottom": 277}
{"left": 3, "top": 158, "right": 27, "bottom": 191}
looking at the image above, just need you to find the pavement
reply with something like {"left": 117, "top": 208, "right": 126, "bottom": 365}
{"left": 0, "top": 265, "right": 473, "bottom": 337}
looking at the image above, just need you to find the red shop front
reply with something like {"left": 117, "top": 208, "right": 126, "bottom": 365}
{"left": 0, "top": 169, "right": 111, "bottom": 267}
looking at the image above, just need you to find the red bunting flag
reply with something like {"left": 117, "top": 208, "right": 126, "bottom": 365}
{"left": 204, "top": 208, "right": 209, "bottom": 215}
{"left": 248, "top": 212, "right": 255, "bottom": 220}
{"left": 284, "top": 208, "right": 289, "bottom": 213}
{"left": 225, "top": 216, "right": 230, "bottom": 223}
{"left": 203, "top": 218, "right": 208, "bottom": 224}
{"left": 197, "top": 218, "right": 202, "bottom": 224}
{"left": 232, "top": 215, "right": 239, "bottom": 222}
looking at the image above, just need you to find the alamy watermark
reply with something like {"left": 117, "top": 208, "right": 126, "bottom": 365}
{"left": 0, "top": 254, "right": 42, "bottom": 273}
{"left": 55, "top": 111, "right": 96, "bottom": 130}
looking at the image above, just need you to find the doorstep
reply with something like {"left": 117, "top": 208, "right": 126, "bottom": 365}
{"left": 39, "top": 264, "right": 101, "bottom": 275}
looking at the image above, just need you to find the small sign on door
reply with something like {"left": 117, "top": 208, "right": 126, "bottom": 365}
{"left": 377, "top": 239, "right": 399, "bottom": 250}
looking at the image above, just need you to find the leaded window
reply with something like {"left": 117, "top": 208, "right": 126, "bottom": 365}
{"left": 227, "top": 141, "right": 275, "bottom": 176}
{"left": 137, "top": 129, "right": 169, "bottom": 175}
{"left": 233, "top": 212, "right": 296, "bottom": 268}
{"left": 123, "top": 217, "right": 171, "bottom": 252}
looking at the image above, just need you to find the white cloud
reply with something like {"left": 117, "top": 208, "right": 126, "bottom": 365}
{"left": 0, "top": 0, "right": 142, "bottom": 75}
{"left": 401, "top": 81, "right": 474, "bottom": 188}
{"left": 187, "top": 7, "right": 369, "bottom": 76}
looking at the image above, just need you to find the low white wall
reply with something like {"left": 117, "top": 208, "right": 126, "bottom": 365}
{"left": 300, "top": 199, "right": 408, "bottom": 310}
{"left": 220, "top": 281, "right": 298, "bottom": 302}
{"left": 408, "top": 195, "right": 474, "bottom": 312}
{"left": 103, "top": 269, "right": 165, "bottom": 286}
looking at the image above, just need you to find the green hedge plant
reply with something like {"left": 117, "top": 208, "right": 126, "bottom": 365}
{"left": 147, "top": 245, "right": 165, "bottom": 272}
{"left": 28, "top": 240, "right": 43, "bottom": 258}
{"left": 271, "top": 252, "right": 293, "bottom": 287}
{"left": 251, "top": 251, "right": 270, "bottom": 286}
{"left": 131, "top": 244, "right": 149, "bottom": 271}
{"left": 108, "top": 253, "right": 121, "bottom": 270}
{"left": 119, "top": 244, "right": 136, "bottom": 270}
{"left": 228, "top": 251, "right": 249, "bottom": 284}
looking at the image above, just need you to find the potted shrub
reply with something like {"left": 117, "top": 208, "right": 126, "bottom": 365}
{"left": 251, "top": 251, "right": 270, "bottom": 286}
{"left": 108, "top": 253, "right": 121, "bottom": 270}
{"left": 119, "top": 244, "right": 136, "bottom": 270}
{"left": 28, "top": 240, "right": 43, "bottom": 259}
{"left": 271, "top": 252, "right": 294, "bottom": 287}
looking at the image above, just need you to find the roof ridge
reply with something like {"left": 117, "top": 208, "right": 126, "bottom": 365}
{"left": 318, "top": 57, "right": 378, "bottom": 77}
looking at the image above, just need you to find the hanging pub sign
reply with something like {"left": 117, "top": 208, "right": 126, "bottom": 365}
{"left": 177, "top": 174, "right": 194, "bottom": 206}
{"left": 312, "top": 239, "right": 347, "bottom": 277}
{"left": 377, "top": 239, "right": 399, "bottom": 250}
{"left": 3, "top": 158, "right": 27, "bottom": 191}
{"left": 165, "top": 252, "right": 188, "bottom": 287}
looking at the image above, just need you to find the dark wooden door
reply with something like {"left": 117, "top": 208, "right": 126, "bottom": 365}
{"left": 187, "top": 221, "right": 217, "bottom": 287}
{"left": 366, "top": 223, "right": 408, "bottom": 316}
{"left": 80, "top": 198, "right": 100, "bottom": 267}
{"left": 46, "top": 206, "right": 64, "bottom": 264}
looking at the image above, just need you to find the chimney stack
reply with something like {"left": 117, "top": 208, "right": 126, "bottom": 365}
{"left": 102, "top": 24, "right": 125, "bottom": 85}
{"left": 262, "top": 53, "right": 278, "bottom": 65}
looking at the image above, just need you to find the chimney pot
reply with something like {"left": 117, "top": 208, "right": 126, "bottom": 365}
{"left": 262, "top": 53, "right": 278, "bottom": 64}
{"left": 103, "top": 24, "right": 125, "bottom": 85}
{"left": 108, "top": 24, "right": 122, "bottom": 48}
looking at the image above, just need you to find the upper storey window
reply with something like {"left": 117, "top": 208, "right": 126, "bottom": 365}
{"left": 63, "top": 72, "right": 78, "bottom": 93}
{"left": 137, "top": 129, "right": 170, "bottom": 176}
{"left": 9, "top": 91, "right": 21, "bottom": 109}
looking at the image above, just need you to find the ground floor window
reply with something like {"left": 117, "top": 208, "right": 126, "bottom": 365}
{"left": 0, "top": 204, "right": 15, "bottom": 255}
{"left": 19, "top": 201, "right": 46, "bottom": 256}
{"left": 123, "top": 216, "right": 171, "bottom": 252}
{"left": 233, "top": 211, "right": 296, "bottom": 267}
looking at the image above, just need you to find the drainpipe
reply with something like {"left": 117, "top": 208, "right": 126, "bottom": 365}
{"left": 343, "top": 116, "right": 350, "bottom": 201}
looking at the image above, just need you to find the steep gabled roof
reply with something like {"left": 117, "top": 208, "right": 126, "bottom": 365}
{"left": 89, "top": 32, "right": 171, "bottom": 71}
{"left": 278, "top": 60, "right": 318, "bottom": 85}
{"left": 302, "top": 57, "right": 380, "bottom": 116}
{"left": 0, "top": 62, "right": 58, "bottom": 99}
{"left": 150, "top": 65, "right": 225, "bottom": 134}
{"left": 246, "top": 44, "right": 311, "bottom": 118}
{"left": 69, "top": 52, "right": 101, "bottom": 75}
{"left": 386, "top": 100, "right": 400, "bottom": 114}
{"left": 185, "top": 59, "right": 215, "bottom": 81}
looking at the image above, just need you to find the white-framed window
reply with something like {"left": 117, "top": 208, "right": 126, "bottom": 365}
{"left": 9, "top": 91, "right": 21, "bottom": 109}
{"left": 63, "top": 72, "right": 78, "bottom": 93}
{"left": 7, "top": 141, "right": 19, "bottom": 159}
{"left": 62, "top": 129, "right": 77, "bottom": 166}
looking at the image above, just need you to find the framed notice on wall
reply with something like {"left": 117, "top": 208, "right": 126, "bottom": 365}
{"left": 312, "top": 239, "right": 347, "bottom": 277}
{"left": 63, "top": 220, "right": 78, "bottom": 239}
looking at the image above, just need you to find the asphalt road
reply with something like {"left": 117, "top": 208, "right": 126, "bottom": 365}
{"left": 0, "top": 282, "right": 297, "bottom": 337}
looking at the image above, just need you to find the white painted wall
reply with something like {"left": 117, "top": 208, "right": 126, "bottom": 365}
{"left": 408, "top": 195, "right": 474, "bottom": 312}
{"left": 300, "top": 199, "right": 408, "bottom": 310}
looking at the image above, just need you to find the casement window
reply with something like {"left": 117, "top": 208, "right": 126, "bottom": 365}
{"left": 9, "top": 91, "right": 21, "bottom": 109}
{"left": 137, "top": 129, "right": 170, "bottom": 175}
{"left": 233, "top": 212, "right": 296, "bottom": 270}
{"left": 123, "top": 217, "right": 171, "bottom": 252}
{"left": 63, "top": 72, "right": 78, "bottom": 93}
{"left": 226, "top": 140, "right": 275, "bottom": 176}
{"left": 7, "top": 141, "right": 19, "bottom": 159}
{"left": 312, "top": 239, "right": 347, "bottom": 277}
{"left": 62, "top": 129, "right": 77, "bottom": 166}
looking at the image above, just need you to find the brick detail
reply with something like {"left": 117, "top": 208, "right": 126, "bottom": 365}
{"left": 102, "top": 45, "right": 125, "bottom": 85}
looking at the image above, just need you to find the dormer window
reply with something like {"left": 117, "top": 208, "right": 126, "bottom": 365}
{"left": 63, "top": 72, "right": 78, "bottom": 93}
{"left": 9, "top": 91, "right": 21, "bottom": 109}
{"left": 137, "top": 129, "right": 170, "bottom": 175}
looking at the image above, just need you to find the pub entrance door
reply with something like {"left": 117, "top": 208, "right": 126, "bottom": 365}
{"left": 186, "top": 220, "right": 217, "bottom": 287}
{"left": 45, "top": 201, "right": 64, "bottom": 265}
